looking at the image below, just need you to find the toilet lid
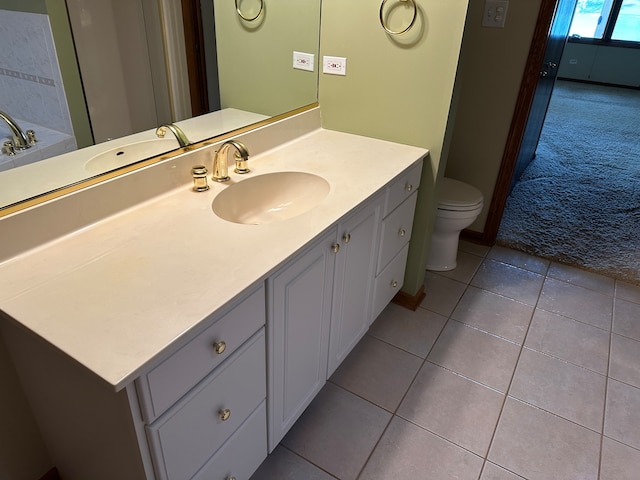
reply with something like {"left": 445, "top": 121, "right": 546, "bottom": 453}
{"left": 438, "top": 178, "right": 484, "bottom": 209}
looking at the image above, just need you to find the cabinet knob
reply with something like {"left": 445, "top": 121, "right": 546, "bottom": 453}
{"left": 405, "top": 183, "right": 413, "bottom": 192}
{"left": 219, "top": 408, "right": 231, "bottom": 421}
{"left": 213, "top": 341, "right": 227, "bottom": 355}
{"left": 331, "top": 243, "right": 340, "bottom": 254}
{"left": 343, "top": 233, "right": 351, "bottom": 244}
{"left": 226, "top": 477, "right": 237, "bottom": 480}
{"left": 391, "top": 280, "right": 398, "bottom": 288}
{"left": 398, "top": 228, "right": 406, "bottom": 237}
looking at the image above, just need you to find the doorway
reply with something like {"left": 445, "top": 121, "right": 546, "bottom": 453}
{"left": 483, "top": 0, "right": 570, "bottom": 243}
{"left": 498, "top": 79, "right": 640, "bottom": 283}
{"left": 180, "top": 0, "right": 222, "bottom": 117}
{"left": 509, "top": 0, "right": 577, "bottom": 189}
{"left": 485, "top": 0, "right": 640, "bottom": 283}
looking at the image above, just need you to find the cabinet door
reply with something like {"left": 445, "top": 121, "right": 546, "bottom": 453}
{"left": 327, "top": 197, "right": 382, "bottom": 377}
{"left": 267, "top": 231, "right": 335, "bottom": 451}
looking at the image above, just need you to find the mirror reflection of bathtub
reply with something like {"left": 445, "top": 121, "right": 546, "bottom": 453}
{"left": 0, "top": 119, "right": 76, "bottom": 173}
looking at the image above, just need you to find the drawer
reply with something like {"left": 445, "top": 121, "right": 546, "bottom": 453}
{"left": 137, "top": 284, "right": 265, "bottom": 421}
{"left": 383, "top": 160, "right": 422, "bottom": 217}
{"left": 377, "top": 192, "right": 418, "bottom": 275}
{"left": 147, "top": 329, "right": 266, "bottom": 480}
{"left": 372, "top": 244, "right": 410, "bottom": 321}
{"left": 192, "top": 402, "right": 267, "bottom": 480}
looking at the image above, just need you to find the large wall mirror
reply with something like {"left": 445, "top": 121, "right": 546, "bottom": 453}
{"left": 0, "top": 0, "right": 321, "bottom": 212}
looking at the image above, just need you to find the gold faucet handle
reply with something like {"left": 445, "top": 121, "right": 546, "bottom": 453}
{"left": 234, "top": 152, "right": 250, "bottom": 174}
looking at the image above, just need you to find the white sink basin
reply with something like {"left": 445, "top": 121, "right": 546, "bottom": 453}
{"left": 212, "top": 172, "right": 330, "bottom": 224}
{"left": 84, "top": 139, "right": 177, "bottom": 174}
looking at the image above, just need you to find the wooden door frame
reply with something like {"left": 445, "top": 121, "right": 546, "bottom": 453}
{"left": 181, "top": 0, "right": 210, "bottom": 116}
{"left": 481, "top": 0, "right": 560, "bottom": 244}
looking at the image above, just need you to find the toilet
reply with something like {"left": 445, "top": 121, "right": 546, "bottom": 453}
{"left": 426, "top": 177, "right": 484, "bottom": 271}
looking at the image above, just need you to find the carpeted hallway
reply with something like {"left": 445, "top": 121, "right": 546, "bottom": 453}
{"left": 497, "top": 80, "right": 640, "bottom": 285}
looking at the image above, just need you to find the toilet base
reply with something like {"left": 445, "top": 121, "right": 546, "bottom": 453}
{"left": 425, "top": 231, "right": 461, "bottom": 271}
{"left": 426, "top": 261, "right": 457, "bottom": 272}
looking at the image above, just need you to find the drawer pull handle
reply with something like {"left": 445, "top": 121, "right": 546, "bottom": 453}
{"left": 343, "top": 233, "right": 351, "bottom": 244}
{"left": 405, "top": 183, "right": 413, "bottom": 192}
{"left": 391, "top": 280, "right": 399, "bottom": 288}
{"left": 398, "top": 228, "right": 406, "bottom": 237}
{"left": 213, "top": 341, "right": 227, "bottom": 355}
{"left": 331, "top": 243, "right": 340, "bottom": 254}
{"left": 219, "top": 408, "right": 231, "bottom": 421}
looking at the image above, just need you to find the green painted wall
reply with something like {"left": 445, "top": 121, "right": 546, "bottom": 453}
{"left": 215, "top": 0, "right": 321, "bottom": 116}
{"left": 319, "top": 0, "right": 469, "bottom": 296}
{"left": 0, "top": 0, "right": 46, "bottom": 13}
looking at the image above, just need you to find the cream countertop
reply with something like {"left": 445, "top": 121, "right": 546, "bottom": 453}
{"left": 0, "top": 128, "right": 426, "bottom": 391}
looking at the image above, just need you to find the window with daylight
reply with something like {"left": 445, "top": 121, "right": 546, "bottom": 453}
{"left": 569, "top": 0, "right": 640, "bottom": 44}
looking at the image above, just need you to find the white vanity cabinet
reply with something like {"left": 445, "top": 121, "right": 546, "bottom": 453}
{"left": 327, "top": 193, "right": 383, "bottom": 376}
{"left": 267, "top": 193, "right": 385, "bottom": 450}
{"left": 372, "top": 161, "right": 422, "bottom": 320}
{"left": 266, "top": 161, "right": 423, "bottom": 452}
{"left": 267, "top": 230, "right": 336, "bottom": 450}
{"left": 145, "top": 330, "right": 266, "bottom": 480}
{"left": 0, "top": 283, "right": 268, "bottom": 480}
{"left": 136, "top": 285, "right": 266, "bottom": 422}
{"left": 138, "top": 284, "right": 268, "bottom": 480}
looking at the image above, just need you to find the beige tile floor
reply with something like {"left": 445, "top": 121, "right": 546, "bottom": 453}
{"left": 250, "top": 241, "right": 640, "bottom": 480}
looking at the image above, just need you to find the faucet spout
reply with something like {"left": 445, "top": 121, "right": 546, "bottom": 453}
{"left": 155, "top": 123, "right": 191, "bottom": 148}
{"left": 0, "top": 110, "right": 30, "bottom": 150}
{"left": 212, "top": 140, "right": 250, "bottom": 182}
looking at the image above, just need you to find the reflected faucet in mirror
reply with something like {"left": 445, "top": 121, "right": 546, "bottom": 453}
{"left": 213, "top": 140, "right": 250, "bottom": 182}
{"left": 155, "top": 124, "right": 192, "bottom": 148}
{"left": 0, "top": 110, "right": 36, "bottom": 154}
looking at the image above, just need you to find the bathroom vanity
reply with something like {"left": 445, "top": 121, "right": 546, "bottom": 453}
{"left": 0, "top": 109, "right": 426, "bottom": 480}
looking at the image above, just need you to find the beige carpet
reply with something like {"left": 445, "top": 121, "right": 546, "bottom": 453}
{"left": 497, "top": 80, "right": 640, "bottom": 285}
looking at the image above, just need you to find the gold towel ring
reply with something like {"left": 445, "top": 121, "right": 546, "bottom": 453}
{"left": 235, "top": 0, "right": 264, "bottom": 22}
{"left": 379, "top": 0, "right": 417, "bottom": 35}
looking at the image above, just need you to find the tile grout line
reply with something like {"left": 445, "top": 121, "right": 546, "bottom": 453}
{"left": 279, "top": 445, "right": 340, "bottom": 479}
{"left": 353, "top": 282, "right": 458, "bottom": 480}
{"left": 476, "top": 253, "right": 549, "bottom": 479}
{"left": 597, "top": 290, "right": 616, "bottom": 480}
{"left": 353, "top": 258, "right": 482, "bottom": 480}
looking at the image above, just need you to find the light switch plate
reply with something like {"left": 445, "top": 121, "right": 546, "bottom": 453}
{"left": 482, "top": 0, "right": 509, "bottom": 28}
{"left": 293, "top": 51, "right": 315, "bottom": 72}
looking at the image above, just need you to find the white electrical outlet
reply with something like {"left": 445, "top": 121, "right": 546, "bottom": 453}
{"left": 323, "top": 56, "right": 347, "bottom": 76}
{"left": 482, "top": 0, "right": 509, "bottom": 28}
{"left": 293, "top": 51, "right": 315, "bottom": 72}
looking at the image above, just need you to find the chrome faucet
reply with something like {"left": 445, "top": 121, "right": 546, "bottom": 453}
{"left": 212, "top": 140, "right": 250, "bottom": 182}
{"left": 155, "top": 123, "right": 191, "bottom": 148}
{"left": 0, "top": 110, "right": 32, "bottom": 150}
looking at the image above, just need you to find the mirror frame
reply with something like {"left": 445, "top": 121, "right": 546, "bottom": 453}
{"left": 0, "top": 103, "right": 318, "bottom": 218}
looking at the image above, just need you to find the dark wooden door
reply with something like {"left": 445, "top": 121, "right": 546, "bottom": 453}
{"left": 181, "top": 0, "right": 211, "bottom": 116}
{"left": 511, "top": 0, "right": 578, "bottom": 187}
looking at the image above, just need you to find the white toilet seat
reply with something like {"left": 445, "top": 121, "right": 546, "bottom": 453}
{"left": 438, "top": 178, "right": 483, "bottom": 211}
